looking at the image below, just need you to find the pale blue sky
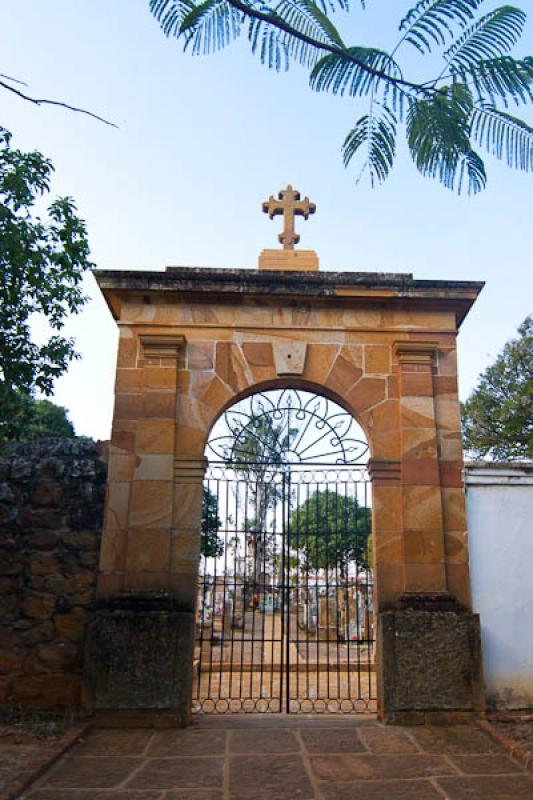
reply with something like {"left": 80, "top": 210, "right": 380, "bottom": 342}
{"left": 3, "top": 0, "right": 532, "bottom": 439}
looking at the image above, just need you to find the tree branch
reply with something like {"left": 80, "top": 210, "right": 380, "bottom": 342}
{"left": 0, "top": 72, "right": 29, "bottom": 87}
{"left": 225, "top": 0, "right": 436, "bottom": 95}
{"left": 0, "top": 80, "right": 118, "bottom": 128}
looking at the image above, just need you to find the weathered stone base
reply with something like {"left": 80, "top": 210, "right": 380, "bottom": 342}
{"left": 84, "top": 594, "right": 194, "bottom": 727}
{"left": 377, "top": 594, "right": 485, "bottom": 725}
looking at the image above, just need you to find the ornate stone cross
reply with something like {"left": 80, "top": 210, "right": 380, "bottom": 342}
{"left": 262, "top": 185, "right": 316, "bottom": 250}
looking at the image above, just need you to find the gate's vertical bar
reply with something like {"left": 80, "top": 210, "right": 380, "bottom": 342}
{"left": 334, "top": 477, "right": 341, "bottom": 706}
{"left": 279, "top": 470, "right": 287, "bottom": 713}
{"left": 196, "top": 471, "right": 209, "bottom": 709}
{"left": 229, "top": 474, "right": 239, "bottom": 706}
{"left": 295, "top": 476, "right": 301, "bottom": 712}
{"left": 343, "top": 472, "right": 352, "bottom": 708}
{"left": 286, "top": 468, "right": 292, "bottom": 713}
{"left": 269, "top": 480, "right": 276, "bottom": 707}
{"left": 239, "top": 479, "right": 249, "bottom": 705}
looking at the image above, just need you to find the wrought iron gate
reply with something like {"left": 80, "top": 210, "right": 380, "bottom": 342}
{"left": 193, "top": 391, "right": 376, "bottom": 714}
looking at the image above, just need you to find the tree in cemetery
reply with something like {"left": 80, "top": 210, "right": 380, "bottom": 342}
{"left": 151, "top": 0, "right": 533, "bottom": 194}
{"left": 201, "top": 486, "right": 224, "bottom": 557}
{"left": 461, "top": 315, "right": 533, "bottom": 460}
{"left": 0, "top": 128, "right": 93, "bottom": 446}
{"left": 289, "top": 489, "right": 371, "bottom": 578}
{"left": 222, "top": 401, "right": 297, "bottom": 590}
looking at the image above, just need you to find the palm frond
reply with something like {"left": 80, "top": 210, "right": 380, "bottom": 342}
{"left": 150, "top": 0, "right": 199, "bottom": 36}
{"left": 454, "top": 56, "right": 533, "bottom": 107}
{"left": 471, "top": 104, "right": 533, "bottom": 169}
{"left": 248, "top": 15, "right": 291, "bottom": 69}
{"left": 407, "top": 82, "right": 486, "bottom": 193}
{"left": 445, "top": 6, "right": 526, "bottom": 70}
{"left": 277, "top": 0, "right": 345, "bottom": 49}
{"left": 250, "top": 0, "right": 345, "bottom": 69}
{"left": 458, "top": 148, "right": 487, "bottom": 192}
{"left": 179, "top": 0, "right": 243, "bottom": 53}
{"left": 310, "top": 47, "right": 401, "bottom": 96}
{"left": 313, "top": 0, "right": 351, "bottom": 13}
{"left": 398, "top": 0, "right": 484, "bottom": 55}
{"left": 342, "top": 102, "right": 397, "bottom": 186}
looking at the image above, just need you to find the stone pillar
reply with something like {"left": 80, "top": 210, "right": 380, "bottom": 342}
{"left": 396, "top": 341, "right": 447, "bottom": 594}
{"left": 85, "top": 332, "right": 200, "bottom": 726}
{"left": 374, "top": 342, "right": 484, "bottom": 725}
{"left": 367, "top": 460, "right": 402, "bottom": 612}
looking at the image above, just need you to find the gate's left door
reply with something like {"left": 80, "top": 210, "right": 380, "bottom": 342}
{"left": 193, "top": 463, "right": 287, "bottom": 713}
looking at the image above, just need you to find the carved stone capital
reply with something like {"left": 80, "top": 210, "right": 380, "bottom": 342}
{"left": 140, "top": 334, "right": 185, "bottom": 364}
{"left": 174, "top": 456, "right": 208, "bottom": 484}
{"left": 393, "top": 341, "right": 438, "bottom": 366}
{"left": 368, "top": 459, "right": 401, "bottom": 484}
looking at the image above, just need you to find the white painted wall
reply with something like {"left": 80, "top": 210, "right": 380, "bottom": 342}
{"left": 465, "top": 463, "right": 533, "bottom": 710}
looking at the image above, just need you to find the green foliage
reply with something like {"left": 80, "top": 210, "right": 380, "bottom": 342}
{"left": 289, "top": 489, "right": 371, "bottom": 574}
{"left": 444, "top": 6, "right": 525, "bottom": 69}
{"left": 201, "top": 487, "right": 223, "bottom": 557}
{"left": 406, "top": 83, "right": 487, "bottom": 193}
{"left": 398, "top": 0, "right": 483, "bottom": 54}
{"left": 343, "top": 101, "right": 397, "bottom": 186}
{"left": 0, "top": 128, "right": 93, "bottom": 444}
{"left": 0, "top": 393, "right": 75, "bottom": 444}
{"left": 150, "top": 0, "right": 533, "bottom": 193}
{"left": 461, "top": 316, "right": 533, "bottom": 460}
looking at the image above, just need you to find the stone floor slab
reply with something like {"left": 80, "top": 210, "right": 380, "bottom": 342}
{"left": 358, "top": 727, "right": 418, "bottom": 754}
{"left": 320, "top": 779, "right": 445, "bottom": 799}
{"left": 449, "top": 754, "right": 523, "bottom": 775}
{"left": 165, "top": 792, "right": 224, "bottom": 800}
{"left": 229, "top": 754, "right": 314, "bottom": 799}
{"left": 310, "top": 754, "right": 456, "bottom": 781}
{"left": 127, "top": 757, "right": 224, "bottom": 790}
{"left": 300, "top": 728, "right": 366, "bottom": 753}
{"left": 230, "top": 729, "right": 300, "bottom": 753}
{"left": 193, "top": 714, "right": 376, "bottom": 728}
{"left": 25, "top": 792, "right": 163, "bottom": 800}
{"left": 75, "top": 729, "right": 153, "bottom": 756}
{"left": 147, "top": 730, "right": 227, "bottom": 756}
{"left": 411, "top": 726, "right": 500, "bottom": 754}
{"left": 41, "top": 756, "right": 140, "bottom": 788}
{"left": 436, "top": 774, "right": 533, "bottom": 798}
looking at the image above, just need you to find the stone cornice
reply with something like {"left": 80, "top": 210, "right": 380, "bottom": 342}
{"left": 94, "top": 267, "right": 484, "bottom": 329}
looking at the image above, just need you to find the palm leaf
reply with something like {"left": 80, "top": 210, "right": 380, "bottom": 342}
{"left": 455, "top": 56, "right": 533, "bottom": 107}
{"left": 398, "top": 0, "right": 484, "bottom": 55}
{"left": 246, "top": 0, "right": 347, "bottom": 71}
{"left": 248, "top": 15, "right": 290, "bottom": 69}
{"left": 406, "top": 82, "right": 486, "bottom": 193}
{"left": 310, "top": 47, "right": 401, "bottom": 96}
{"left": 445, "top": 6, "right": 526, "bottom": 70}
{"left": 150, "top": 0, "right": 200, "bottom": 36}
{"left": 342, "top": 102, "right": 397, "bottom": 186}
{"left": 276, "top": 0, "right": 346, "bottom": 49}
{"left": 179, "top": 0, "right": 242, "bottom": 53}
{"left": 471, "top": 104, "right": 533, "bottom": 169}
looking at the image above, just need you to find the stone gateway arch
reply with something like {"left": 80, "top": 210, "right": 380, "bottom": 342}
{"left": 86, "top": 189, "right": 485, "bottom": 725}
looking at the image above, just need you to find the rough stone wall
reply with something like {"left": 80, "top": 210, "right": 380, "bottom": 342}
{"left": 0, "top": 438, "right": 107, "bottom": 709}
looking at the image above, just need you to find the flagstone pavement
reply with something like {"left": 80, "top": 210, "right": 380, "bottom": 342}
{"left": 20, "top": 715, "right": 533, "bottom": 800}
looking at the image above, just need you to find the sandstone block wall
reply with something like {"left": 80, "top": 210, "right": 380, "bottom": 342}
{"left": 0, "top": 439, "right": 107, "bottom": 710}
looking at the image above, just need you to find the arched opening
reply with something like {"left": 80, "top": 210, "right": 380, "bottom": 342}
{"left": 193, "top": 388, "right": 376, "bottom": 714}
